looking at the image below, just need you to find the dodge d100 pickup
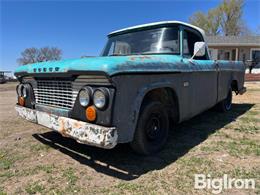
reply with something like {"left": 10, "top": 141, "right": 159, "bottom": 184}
{"left": 15, "top": 21, "right": 246, "bottom": 155}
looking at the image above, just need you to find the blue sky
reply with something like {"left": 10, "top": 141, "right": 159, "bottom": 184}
{"left": 1, "top": 0, "right": 259, "bottom": 72}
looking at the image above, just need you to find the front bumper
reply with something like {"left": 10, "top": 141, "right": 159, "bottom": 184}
{"left": 15, "top": 105, "right": 118, "bottom": 149}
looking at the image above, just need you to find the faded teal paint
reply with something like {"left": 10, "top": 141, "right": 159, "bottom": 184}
{"left": 15, "top": 55, "right": 244, "bottom": 77}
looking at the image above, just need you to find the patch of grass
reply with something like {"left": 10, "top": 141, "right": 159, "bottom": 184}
{"left": 18, "top": 164, "right": 56, "bottom": 177}
{"left": 239, "top": 116, "right": 260, "bottom": 123}
{"left": 234, "top": 123, "right": 259, "bottom": 133}
{"left": 215, "top": 139, "right": 260, "bottom": 157}
{"left": 231, "top": 167, "right": 260, "bottom": 179}
{"left": 177, "top": 157, "right": 213, "bottom": 169}
{"left": 174, "top": 156, "right": 216, "bottom": 190}
{"left": 98, "top": 182, "right": 153, "bottom": 194}
{"left": 36, "top": 164, "right": 55, "bottom": 174}
{"left": 116, "top": 182, "right": 143, "bottom": 191}
{"left": 246, "top": 110, "right": 259, "bottom": 116}
{"left": 200, "top": 145, "right": 220, "bottom": 152}
{"left": 63, "top": 167, "right": 78, "bottom": 186}
{"left": 0, "top": 150, "right": 14, "bottom": 170}
{"left": 0, "top": 187, "right": 7, "bottom": 195}
{"left": 30, "top": 144, "right": 51, "bottom": 152}
{"left": 25, "top": 181, "right": 45, "bottom": 195}
{"left": 0, "top": 170, "right": 15, "bottom": 182}
{"left": 0, "top": 149, "right": 28, "bottom": 172}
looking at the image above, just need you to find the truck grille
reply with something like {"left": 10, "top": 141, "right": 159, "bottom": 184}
{"left": 34, "top": 80, "right": 77, "bottom": 109}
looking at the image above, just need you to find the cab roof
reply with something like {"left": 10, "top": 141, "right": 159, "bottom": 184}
{"left": 108, "top": 21, "right": 206, "bottom": 38}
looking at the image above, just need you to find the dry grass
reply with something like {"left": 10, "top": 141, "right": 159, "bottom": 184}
{"left": 0, "top": 82, "right": 259, "bottom": 194}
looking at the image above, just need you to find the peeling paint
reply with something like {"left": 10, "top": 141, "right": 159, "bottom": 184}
{"left": 15, "top": 105, "right": 118, "bottom": 149}
{"left": 15, "top": 105, "right": 37, "bottom": 122}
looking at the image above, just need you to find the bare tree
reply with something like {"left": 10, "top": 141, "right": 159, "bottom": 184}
{"left": 17, "top": 48, "right": 40, "bottom": 65}
{"left": 17, "top": 47, "right": 62, "bottom": 65}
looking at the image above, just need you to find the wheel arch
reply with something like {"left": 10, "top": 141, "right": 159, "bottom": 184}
{"left": 132, "top": 83, "right": 180, "bottom": 136}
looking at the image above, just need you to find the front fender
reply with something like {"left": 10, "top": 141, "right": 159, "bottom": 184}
{"left": 131, "top": 81, "right": 174, "bottom": 132}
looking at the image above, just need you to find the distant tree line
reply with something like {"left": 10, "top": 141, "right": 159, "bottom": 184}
{"left": 17, "top": 47, "right": 62, "bottom": 65}
{"left": 189, "top": 0, "right": 251, "bottom": 36}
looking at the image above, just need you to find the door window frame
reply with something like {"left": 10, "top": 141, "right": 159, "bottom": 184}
{"left": 179, "top": 25, "right": 210, "bottom": 60}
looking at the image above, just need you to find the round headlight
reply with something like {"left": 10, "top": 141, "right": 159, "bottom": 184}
{"left": 17, "top": 84, "right": 23, "bottom": 97}
{"left": 79, "top": 87, "right": 92, "bottom": 107}
{"left": 93, "top": 88, "right": 109, "bottom": 109}
{"left": 22, "top": 85, "right": 27, "bottom": 98}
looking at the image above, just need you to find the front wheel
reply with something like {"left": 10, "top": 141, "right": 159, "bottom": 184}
{"left": 216, "top": 88, "right": 233, "bottom": 112}
{"left": 130, "top": 101, "right": 169, "bottom": 155}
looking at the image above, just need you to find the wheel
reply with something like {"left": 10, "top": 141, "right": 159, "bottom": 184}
{"left": 216, "top": 87, "right": 233, "bottom": 112}
{"left": 130, "top": 101, "right": 169, "bottom": 155}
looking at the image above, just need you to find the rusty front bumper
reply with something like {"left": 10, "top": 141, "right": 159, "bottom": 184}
{"left": 15, "top": 105, "right": 118, "bottom": 149}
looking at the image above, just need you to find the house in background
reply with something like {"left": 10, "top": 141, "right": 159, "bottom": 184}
{"left": 206, "top": 36, "right": 260, "bottom": 66}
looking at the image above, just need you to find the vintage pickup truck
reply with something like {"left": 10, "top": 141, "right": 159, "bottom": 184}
{"left": 15, "top": 21, "right": 246, "bottom": 154}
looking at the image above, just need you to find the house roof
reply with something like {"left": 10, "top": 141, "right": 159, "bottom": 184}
{"left": 108, "top": 21, "right": 206, "bottom": 38}
{"left": 206, "top": 36, "right": 260, "bottom": 47}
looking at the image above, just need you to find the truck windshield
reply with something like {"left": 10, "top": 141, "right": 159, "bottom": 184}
{"left": 101, "top": 27, "right": 179, "bottom": 56}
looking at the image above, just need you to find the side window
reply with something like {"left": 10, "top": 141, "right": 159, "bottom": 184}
{"left": 183, "top": 30, "right": 207, "bottom": 60}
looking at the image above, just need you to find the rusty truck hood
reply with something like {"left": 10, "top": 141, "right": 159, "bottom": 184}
{"left": 14, "top": 55, "right": 237, "bottom": 77}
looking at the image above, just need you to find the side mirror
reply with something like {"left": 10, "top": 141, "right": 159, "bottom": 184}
{"left": 190, "top": 42, "right": 206, "bottom": 60}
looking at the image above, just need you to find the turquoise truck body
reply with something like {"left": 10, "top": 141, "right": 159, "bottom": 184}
{"left": 14, "top": 21, "right": 246, "bottom": 151}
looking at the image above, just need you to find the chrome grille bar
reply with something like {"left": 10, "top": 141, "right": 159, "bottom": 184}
{"left": 34, "top": 80, "right": 77, "bottom": 109}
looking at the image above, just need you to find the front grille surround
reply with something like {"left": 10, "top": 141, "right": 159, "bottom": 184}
{"left": 34, "top": 80, "right": 77, "bottom": 109}
{"left": 31, "top": 75, "right": 111, "bottom": 110}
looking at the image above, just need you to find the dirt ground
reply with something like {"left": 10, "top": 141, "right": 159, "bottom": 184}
{"left": 0, "top": 82, "right": 259, "bottom": 195}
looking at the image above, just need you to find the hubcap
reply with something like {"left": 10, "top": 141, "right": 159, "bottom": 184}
{"left": 145, "top": 114, "right": 162, "bottom": 140}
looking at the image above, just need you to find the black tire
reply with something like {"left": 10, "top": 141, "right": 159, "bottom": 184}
{"left": 216, "top": 87, "right": 233, "bottom": 112}
{"left": 130, "top": 101, "right": 169, "bottom": 155}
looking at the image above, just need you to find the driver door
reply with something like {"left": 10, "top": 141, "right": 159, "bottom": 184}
{"left": 182, "top": 28, "right": 218, "bottom": 116}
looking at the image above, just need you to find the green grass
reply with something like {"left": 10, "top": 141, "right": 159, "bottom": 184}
{"left": 0, "top": 150, "right": 14, "bottom": 170}
{"left": 203, "top": 139, "right": 260, "bottom": 157}
{"left": 36, "top": 164, "right": 55, "bottom": 174}
{"left": 0, "top": 170, "right": 15, "bottom": 183}
{"left": 62, "top": 167, "right": 78, "bottom": 186}
{"left": 200, "top": 131, "right": 260, "bottom": 157}
{"left": 231, "top": 167, "right": 260, "bottom": 179}
{"left": 116, "top": 182, "right": 143, "bottom": 191}
{"left": 30, "top": 143, "right": 51, "bottom": 153}
{"left": 25, "top": 182, "right": 45, "bottom": 194}
{"left": 239, "top": 116, "right": 260, "bottom": 123}
{"left": 15, "top": 164, "right": 56, "bottom": 177}
{"left": 234, "top": 124, "right": 259, "bottom": 133}
{"left": 246, "top": 110, "right": 260, "bottom": 116}
{"left": 0, "top": 163, "right": 56, "bottom": 185}
{"left": 0, "top": 187, "right": 7, "bottom": 195}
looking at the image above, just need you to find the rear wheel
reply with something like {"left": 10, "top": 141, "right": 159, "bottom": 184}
{"left": 130, "top": 101, "right": 169, "bottom": 155}
{"left": 216, "top": 88, "right": 233, "bottom": 112}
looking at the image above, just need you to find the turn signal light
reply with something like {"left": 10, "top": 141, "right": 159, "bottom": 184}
{"left": 18, "top": 97, "right": 25, "bottom": 106}
{"left": 86, "top": 106, "right": 96, "bottom": 121}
